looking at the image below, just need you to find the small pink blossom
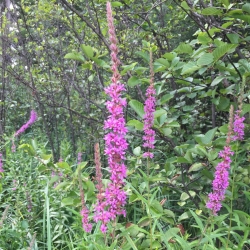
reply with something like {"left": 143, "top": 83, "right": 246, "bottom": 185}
{"left": 81, "top": 207, "right": 92, "bottom": 232}
{"left": 143, "top": 83, "right": 156, "bottom": 158}
{"left": 206, "top": 146, "right": 234, "bottom": 215}
{"left": 233, "top": 110, "right": 245, "bottom": 141}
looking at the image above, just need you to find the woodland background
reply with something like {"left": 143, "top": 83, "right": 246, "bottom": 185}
{"left": 0, "top": 0, "right": 250, "bottom": 249}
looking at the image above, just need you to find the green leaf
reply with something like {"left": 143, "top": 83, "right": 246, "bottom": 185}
{"left": 56, "top": 162, "right": 72, "bottom": 174}
{"left": 181, "top": 1, "right": 190, "bottom": 10}
{"left": 64, "top": 52, "right": 85, "bottom": 62}
{"left": 163, "top": 228, "right": 180, "bottom": 242}
{"left": 128, "top": 76, "right": 141, "bottom": 87}
{"left": 198, "top": 32, "right": 212, "bottom": 44}
{"left": 219, "top": 124, "right": 228, "bottom": 134}
{"left": 181, "top": 62, "right": 201, "bottom": 75}
{"left": 85, "top": 180, "right": 95, "bottom": 197}
{"left": 133, "top": 146, "right": 141, "bottom": 156}
{"left": 18, "top": 143, "right": 36, "bottom": 156}
{"left": 178, "top": 212, "right": 189, "bottom": 221}
{"left": 202, "top": 7, "right": 222, "bottom": 15}
{"left": 222, "top": 21, "right": 233, "bottom": 28}
{"left": 127, "top": 119, "right": 144, "bottom": 130}
{"left": 61, "top": 197, "right": 74, "bottom": 206}
{"left": 155, "top": 58, "right": 170, "bottom": 67}
{"left": 242, "top": 103, "right": 250, "bottom": 115}
{"left": 176, "top": 157, "right": 190, "bottom": 163}
{"left": 54, "top": 181, "right": 69, "bottom": 190}
{"left": 197, "top": 53, "right": 214, "bottom": 66}
{"left": 171, "top": 57, "right": 180, "bottom": 67}
{"left": 183, "top": 105, "right": 195, "bottom": 112}
{"left": 150, "top": 200, "right": 163, "bottom": 214}
{"left": 227, "top": 33, "right": 240, "bottom": 44}
{"left": 111, "top": 1, "right": 124, "bottom": 7}
{"left": 211, "top": 76, "right": 225, "bottom": 86}
{"left": 80, "top": 45, "right": 94, "bottom": 58}
{"left": 162, "top": 52, "right": 176, "bottom": 61}
{"left": 124, "top": 234, "right": 139, "bottom": 250}
{"left": 190, "top": 210, "right": 204, "bottom": 231}
{"left": 164, "top": 209, "right": 175, "bottom": 218}
{"left": 180, "top": 192, "right": 189, "bottom": 201}
{"left": 180, "top": 191, "right": 196, "bottom": 201}
{"left": 243, "top": 3, "right": 250, "bottom": 14}
{"left": 160, "top": 128, "right": 172, "bottom": 136}
{"left": 221, "top": 0, "right": 230, "bottom": 8}
{"left": 201, "top": 169, "right": 214, "bottom": 180}
{"left": 217, "top": 96, "right": 230, "bottom": 111}
{"left": 92, "top": 57, "right": 107, "bottom": 67}
{"left": 229, "top": 13, "right": 250, "bottom": 23}
{"left": 154, "top": 109, "right": 167, "bottom": 118}
{"left": 121, "top": 62, "right": 137, "bottom": 75}
{"left": 194, "top": 127, "right": 217, "bottom": 145}
{"left": 195, "top": 145, "right": 208, "bottom": 156}
{"left": 175, "top": 42, "right": 193, "bottom": 54}
{"left": 213, "top": 44, "right": 237, "bottom": 61}
{"left": 166, "top": 121, "right": 180, "bottom": 128}
{"left": 135, "top": 51, "right": 149, "bottom": 62}
{"left": 21, "top": 220, "right": 29, "bottom": 229}
{"left": 160, "top": 93, "right": 174, "bottom": 104}
{"left": 129, "top": 100, "right": 145, "bottom": 118}
{"left": 188, "top": 163, "right": 204, "bottom": 172}
{"left": 74, "top": 161, "right": 88, "bottom": 178}
{"left": 138, "top": 217, "right": 151, "bottom": 227}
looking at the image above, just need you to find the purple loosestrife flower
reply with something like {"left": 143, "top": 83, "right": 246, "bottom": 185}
{"left": 14, "top": 110, "right": 37, "bottom": 137}
{"left": 143, "top": 51, "right": 156, "bottom": 158}
{"left": 207, "top": 105, "right": 234, "bottom": 215}
{"left": 78, "top": 171, "right": 92, "bottom": 232}
{"left": 143, "top": 85, "right": 156, "bottom": 159}
{"left": 80, "top": 207, "right": 92, "bottom": 233}
{"left": 206, "top": 146, "right": 234, "bottom": 215}
{"left": 94, "top": 2, "right": 128, "bottom": 233}
{"left": 233, "top": 110, "right": 245, "bottom": 141}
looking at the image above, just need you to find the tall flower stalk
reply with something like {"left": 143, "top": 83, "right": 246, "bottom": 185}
{"left": 206, "top": 103, "right": 245, "bottom": 215}
{"left": 233, "top": 110, "right": 245, "bottom": 141}
{"left": 206, "top": 105, "right": 234, "bottom": 215}
{"left": 143, "top": 51, "right": 156, "bottom": 159}
{"left": 78, "top": 172, "right": 92, "bottom": 232}
{"left": 94, "top": 2, "right": 128, "bottom": 233}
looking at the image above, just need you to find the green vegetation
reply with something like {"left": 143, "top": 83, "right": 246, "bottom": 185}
{"left": 0, "top": 0, "right": 250, "bottom": 249}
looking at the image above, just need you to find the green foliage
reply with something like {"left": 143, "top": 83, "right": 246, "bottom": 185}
{"left": 0, "top": 0, "right": 250, "bottom": 249}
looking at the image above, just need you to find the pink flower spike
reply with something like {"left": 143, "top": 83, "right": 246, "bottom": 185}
{"left": 206, "top": 146, "right": 234, "bottom": 215}
{"left": 81, "top": 207, "right": 92, "bottom": 233}
{"left": 142, "top": 51, "right": 156, "bottom": 158}
{"left": 14, "top": 110, "right": 38, "bottom": 137}
{"left": 93, "top": 1, "right": 128, "bottom": 233}
{"left": 233, "top": 110, "right": 245, "bottom": 141}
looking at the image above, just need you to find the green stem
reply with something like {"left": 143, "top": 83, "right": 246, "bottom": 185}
{"left": 226, "top": 141, "right": 238, "bottom": 247}
{"left": 146, "top": 157, "right": 153, "bottom": 250}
